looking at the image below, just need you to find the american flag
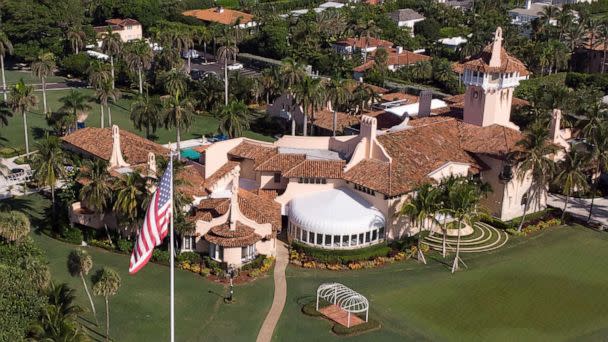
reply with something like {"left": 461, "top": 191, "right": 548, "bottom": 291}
{"left": 129, "top": 158, "right": 173, "bottom": 274}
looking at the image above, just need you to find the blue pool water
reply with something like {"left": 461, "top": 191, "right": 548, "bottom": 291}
{"left": 180, "top": 148, "right": 201, "bottom": 161}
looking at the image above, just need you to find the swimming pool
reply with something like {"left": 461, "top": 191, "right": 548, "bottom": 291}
{"left": 180, "top": 148, "right": 201, "bottom": 161}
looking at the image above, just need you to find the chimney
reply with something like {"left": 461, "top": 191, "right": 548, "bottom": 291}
{"left": 147, "top": 152, "right": 157, "bottom": 178}
{"left": 489, "top": 27, "right": 503, "bottom": 68}
{"left": 108, "top": 125, "right": 129, "bottom": 168}
{"left": 418, "top": 90, "right": 432, "bottom": 117}
{"left": 550, "top": 108, "right": 562, "bottom": 143}
{"left": 396, "top": 46, "right": 403, "bottom": 54}
{"left": 229, "top": 167, "right": 240, "bottom": 231}
{"left": 360, "top": 116, "right": 377, "bottom": 157}
{"left": 525, "top": 0, "right": 532, "bottom": 9}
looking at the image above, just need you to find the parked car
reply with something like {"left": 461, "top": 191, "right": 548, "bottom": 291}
{"left": 227, "top": 63, "right": 243, "bottom": 71}
{"left": 182, "top": 49, "right": 199, "bottom": 59}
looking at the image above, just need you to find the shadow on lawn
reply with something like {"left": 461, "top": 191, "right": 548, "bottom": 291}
{"left": 0, "top": 194, "right": 51, "bottom": 227}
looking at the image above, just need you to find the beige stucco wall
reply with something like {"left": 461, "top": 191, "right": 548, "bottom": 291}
{"left": 239, "top": 159, "right": 256, "bottom": 180}
{"left": 117, "top": 25, "right": 142, "bottom": 42}
{"left": 464, "top": 86, "right": 515, "bottom": 128}
{"left": 204, "top": 138, "right": 244, "bottom": 176}
{"left": 428, "top": 162, "right": 470, "bottom": 181}
{"left": 259, "top": 172, "right": 289, "bottom": 190}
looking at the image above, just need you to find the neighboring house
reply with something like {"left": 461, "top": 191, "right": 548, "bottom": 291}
{"left": 388, "top": 9, "right": 425, "bottom": 37}
{"left": 435, "top": 0, "right": 474, "bottom": 10}
{"left": 438, "top": 36, "right": 468, "bottom": 50}
{"left": 332, "top": 37, "right": 394, "bottom": 56}
{"left": 182, "top": 7, "right": 257, "bottom": 29}
{"left": 353, "top": 47, "right": 431, "bottom": 79}
{"left": 282, "top": 1, "right": 345, "bottom": 18}
{"left": 572, "top": 41, "right": 608, "bottom": 73}
{"left": 94, "top": 18, "right": 143, "bottom": 43}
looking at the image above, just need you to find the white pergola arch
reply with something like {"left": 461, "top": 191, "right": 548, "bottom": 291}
{"left": 316, "top": 283, "right": 369, "bottom": 327}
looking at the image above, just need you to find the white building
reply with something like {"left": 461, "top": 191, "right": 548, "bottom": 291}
{"left": 94, "top": 18, "right": 143, "bottom": 43}
{"left": 388, "top": 9, "right": 425, "bottom": 37}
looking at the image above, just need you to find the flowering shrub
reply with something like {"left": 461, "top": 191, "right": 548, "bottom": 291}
{"left": 249, "top": 257, "right": 274, "bottom": 277}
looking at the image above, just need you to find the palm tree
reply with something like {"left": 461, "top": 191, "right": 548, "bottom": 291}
{"left": 584, "top": 121, "right": 608, "bottom": 221}
{"left": 59, "top": 90, "right": 92, "bottom": 132}
{"left": 259, "top": 68, "right": 279, "bottom": 105}
{"left": 163, "top": 93, "right": 194, "bottom": 153}
{"left": 123, "top": 39, "right": 153, "bottom": 94}
{"left": 31, "top": 134, "right": 66, "bottom": 216}
{"left": 67, "top": 249, "right": 98, "bottom": 324}
{"left": 293, "top": 76, "right": 324, "bottom": 136}
{"left": 400, "top": 184, "right": 439, "bottom": 264}
{"left": 101, "top": 27, "right": 123, "bottom": 89}
{"left": 161, "top": 68, "right": 188, "bottom": 97}
{"left": 130, "top": 95, "right": 161, "bottom": 139}
{"left": 599, "top": 23, "right": 608, "bottom": 73}
{"left": 0, "top": 31, "right": 13, "bottom": 101}
{"left": 217, "top": 45, "right": 239, "bottom": 105}
{"left": 0, "top": 210, "right": 30, "bottom": 242}
{"left": 67, "top": 27, "right": 86, "bottom": 54}
{"left": 113, "top": 172, "right": 146, "bottom": 236}
{"left": 216, "top": 100, "right": 257, "bottom": 138}
{"left": 280, "top": 58, "right": 306, "bottom": 92}
{"left": 21, "top": 256, "right": 50, "bottom": 291}
{"left": 31, "top": 52, "right": 56, "bottom": 117}
{"left": 510, "top": 121, "right": 560, "bottom": 231}
{"left": 0, "top": 100, "right": 12, "bottom": 126}
{"left": 92, "top": 267, "right": 121, "bottom": 342}
{"left": 447, "top": 179, "right": 481, "bottom": 274}
{"left": 8, "top": 79, "right": 38, "bottom": 156}
{"left": 87, "top": 60, "right": 111, "bottom": 88}
{"left": 96, "top": 80, "right": 121, "bottom": 127}
{"left": 79, "top": 159, "right": 112, "bottom": 225}
{"left": 555, "top": 149, "right": 590, "bottom": 221}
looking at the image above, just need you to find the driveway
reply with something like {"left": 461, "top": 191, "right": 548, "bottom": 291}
{"left": 547, "top": 193, "right": 608, "bottom": 227}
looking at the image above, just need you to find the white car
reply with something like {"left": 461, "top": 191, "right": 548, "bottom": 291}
{"left": 227, "top": 63, "right": 243, "bottom": 71}
{"left": 182, "top": 49, "right": 199, "bottom": 59}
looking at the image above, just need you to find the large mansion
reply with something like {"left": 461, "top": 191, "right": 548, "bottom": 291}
{"left": 62, "top": 28, "right": 568, "bottom": 269}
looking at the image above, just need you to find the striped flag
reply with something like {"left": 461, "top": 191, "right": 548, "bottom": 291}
{"left": 129, "top": 158, "right": 173, "bottom": 274}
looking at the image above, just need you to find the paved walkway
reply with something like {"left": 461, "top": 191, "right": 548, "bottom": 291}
{"left": 256, "top": 241, "right": 289, "bottom": 342}
{"left": 547, "top": 193, "right": 608, "bottom": 226}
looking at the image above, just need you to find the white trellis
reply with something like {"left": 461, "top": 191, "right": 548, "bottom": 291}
{"left": 316, "top": 283, "right": 369, "bottom": 327}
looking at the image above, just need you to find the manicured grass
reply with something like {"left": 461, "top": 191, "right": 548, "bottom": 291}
{"left": 3, "top": 69, "right": 66, "bottom": 85}
{"left": 275, "top": 226, "right": 608, "bottom": 341}
{"left": 1, "top": 88, "right": 273, "bottom": 150}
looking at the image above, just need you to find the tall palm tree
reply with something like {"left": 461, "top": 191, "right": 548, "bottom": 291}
{"left": 163, "top": 93, "right": 194, "bottom": 153}
{"left": 113, "top": 172, "right": 146, "bottom": 236}
{"left": 216, "top": 100, "right": 257, "bottom": 138}
{"left": 293, "top": 76, "right": 324, "bottom": 136}
{"left": 447, "top": 178, "right": 481, "bottom": 274}
{"left": 92, "top": 267, "right": 121, "bottom": 342}
{"left": 31, "top": 52, "right": 56, "bottom": 117}
{"left": 59, "top": 90, "right": 92, "bottom": 132}
{"left": 101, "top": 27, "right": 123, "bottom": 89}
{"left": 96, "top": 80, "right": 121, "bottom": 127}
{"left": 584, "top": 121, "right": 608, "bottom": 221}
{"left": 216, "top": 44, "right": 239, "bottom": 105}
{"left": 8, "top": 79, "right": 38, "bottom": 156}
{"left": 67, "top": 27, "right": 86, "bottom": 54}
{"left": 0, "top": 100, "right": 13, "bottom": 126}
{"left": 0, "top": 31, "right": 13, "bottom": 101}
{"left": 87, "top": 61, "right": 111, "bottom": 128}
{"left": 79, "top": 159, "right": 112, "bottom": 222}
{"left": 259, "top": 68, "right": 279, "bottom": 105}
{"left": 130, "top": 94, "right": 161, "bottom": 139}
{"left": 123, "top": 39, "right": 153, "bottom": 94}
{"left": 31, "top": 134, "right": 66, "bottom": 216}
{"left": 67, "top": 249, "right": 97, "bottom": 324}
{"left": 0, "top": 210, "right": 30, "bottom": 242}
{"left": 555, "top": 149, "right": 590, "bottom": 221}
{"left": 279, "top": 58, "right": 306, "bottom": 92}
{"left": 510, "top": 121, "right": 560, "bottom": 231}
{"left": 400, "top": 184, "right": 439, "bottom": 264}
{"left": 161, "top": 68, "right": 188, "bottom": 97}
{"left": 175, "top": 26, "right": 195, "bottom": 73}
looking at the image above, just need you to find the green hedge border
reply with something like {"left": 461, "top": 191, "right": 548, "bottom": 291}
{"left": 291, "top": 241, "right": 392, "bottom": 264}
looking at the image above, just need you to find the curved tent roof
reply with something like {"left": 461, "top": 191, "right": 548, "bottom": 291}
{"left": 288, "top": 188, "right": 385, "bottom": 235}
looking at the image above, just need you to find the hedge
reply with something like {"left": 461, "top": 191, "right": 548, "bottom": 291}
{"left": 332, "top": 319, "right": 381, "bottom": 336}
{"left": 291, "top": 241, "right": 392, "bottom": 264}
{"left": 0, "top": 147, "right": 24, "bottom": 158}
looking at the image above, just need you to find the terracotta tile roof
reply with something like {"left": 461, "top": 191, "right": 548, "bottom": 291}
{"left": 353, "top": 49, "right": 431, "bottom": 72}
{"left": 443, "top": 94, "right": 529, "bottom": 109}
{"left": 335, "top": 37, "right": 394, "bottom": 49}
{"left": 365, "top": 110, "right": 404, "bottom": 130}
{"left": 344, "top": 82, "right": 388, "bottom": 95}
{"left": 204, "top": 222, "right": 262, "bottom": 248}
{"left": 228, "top": 142, "right": 277, "bottom": 167}
{"left": 105, "top": 18, "right": 140, "bottom": 27}
{"left": 182, "top": 8, "right": 254, "bottom": 25}
{"left": 283, "top": 160, "right": 345, "bottom": 178}
{"left": 255, "top": 154, "right": 306, "bottom": 173}
{"left": 176, "top": 165, "right": 207, "bottom": 199}
{"left": 381, "top": 93, "right": 419, "bottom": 103}
{"left": 254, "top": 189, "right": 280, "bottom": 200}
{"left": 61, "top": 127, "right": 169, "bottom": 166}
{"left": 203, "top": 161, "right": 240, "bottom": 191}
{"left": 312, "top": 109, "right": 360, "bottom": 134}
{"left": 345, "top": 117, "right": 513, "bottom": 196}
{"left": 461, "top": 42, "right": 529, "bottom": 76}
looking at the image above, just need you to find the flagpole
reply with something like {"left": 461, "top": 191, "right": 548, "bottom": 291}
{"left": 169, "top": 146, "right": 175, "bottom": 342}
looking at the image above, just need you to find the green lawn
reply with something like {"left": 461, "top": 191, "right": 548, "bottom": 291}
{"left": 31, "top": 231, "right": 274, "bottom": 342}
{"left": 3, "top": 69, "right": 66, "bottom": 85}
{"left": 1, "top": 88, "right": 273, "bottom": 151}
{"left": 274, "top": 226, "right": 608, "bottom": 341}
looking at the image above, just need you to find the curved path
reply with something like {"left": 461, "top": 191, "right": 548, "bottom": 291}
{"left": 425, "top": 223, "right": 509, "bottom": 253}
{"left": 256, "top": 240, "right": 288, "bottom": 342}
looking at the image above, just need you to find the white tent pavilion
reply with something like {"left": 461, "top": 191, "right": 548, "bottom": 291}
{"left": 316, "top": 283, "right": 369, "bottom": 327}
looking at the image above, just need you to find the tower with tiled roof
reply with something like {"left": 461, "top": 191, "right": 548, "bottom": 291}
{"left": 462, "top": 27, "right": 528, "bottom": 130}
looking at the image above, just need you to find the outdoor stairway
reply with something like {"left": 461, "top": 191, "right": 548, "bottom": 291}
{"left": 424, "top": 222, "right": 509, "bottom": 253}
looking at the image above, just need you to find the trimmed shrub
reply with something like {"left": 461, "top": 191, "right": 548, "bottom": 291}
{"left": 291, "top": 241, "right": 391, "bottom": 265}
{"left": 241, "top": 254, "right": 266, "bottom": 271}
{"left": 332, "top": 319, "right": 381, "bottom": 336}
{"left": 61, "top": 226, "right": 83, "bottom": 245}
{"left": 176, "top": 251, "right": 202, "bottom": 264}
{"left": 479, "top": 213, "right": 512, "bottom": 230}
{"left": 0, "top": 147, "right": 23, "bottom": 158}
{"left": 302, "top": 302, "right": 323, "bottom": 317}
{"left": 60, "top": 53, "right": 91, "bottom": 78}
{"left": 89, "top": 239, "right": 114, "bottom": 250}
{"left": 152, "top": 249, "right": 170, "bottom": 264}
{"left": 116, "top": 239, "right": 134, "bottom": 253}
